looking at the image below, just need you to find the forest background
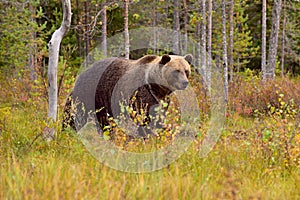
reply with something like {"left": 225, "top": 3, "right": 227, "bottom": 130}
{"left": 0, "top": 0, "right": 300, "bottom": 199}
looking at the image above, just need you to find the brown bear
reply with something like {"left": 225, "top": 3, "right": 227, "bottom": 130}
{"left": 62, "top": 54, "right": 192, "bottom": 137}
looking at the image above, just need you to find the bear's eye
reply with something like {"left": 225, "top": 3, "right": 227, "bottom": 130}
{"left": 185, "top": 70, "right": 190, "bottom": 78}
{"left": 176, "top": 69, "right": 181, "bottom": 73}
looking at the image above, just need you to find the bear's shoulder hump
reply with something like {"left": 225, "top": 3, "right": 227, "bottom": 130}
{"left": 136, "top": 55, "right": 158, "bottom": 65}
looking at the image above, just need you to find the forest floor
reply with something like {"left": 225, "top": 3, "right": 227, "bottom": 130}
{"left": 0, "top": 97, "right": 299, "bottom": 200}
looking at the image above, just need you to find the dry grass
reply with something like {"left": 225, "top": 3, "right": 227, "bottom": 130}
{"left": 0, "top": 74, "right": 299, "bottom": 200}
{"left": 0, "top": 104, "right": 299, "bottom": 200}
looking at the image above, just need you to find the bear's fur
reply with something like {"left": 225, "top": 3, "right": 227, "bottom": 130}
{"left": 62, "top": 54, "right": 192, "bottom": 135}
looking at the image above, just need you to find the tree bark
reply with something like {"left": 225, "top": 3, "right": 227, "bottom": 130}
{"left": 153, "top": 0, "right": 157, "bottom": 54}
{"left": 201, "top": 0, "right": 207, "bottom": 84}
{"left": 173, "top": 0, "right": 181, "bottom": 54}
{"left": 222, "top": 0, "right": 228, "bottom": 103}
{"left": 101, "top": 1, "right": 107, "bottom": 57}
{"left": 84, "top": 1, "right": 89, "bottom": 67}
{"left": 183, "top": 0, "right": 188, "bottom": 54}
{"left": 207, "top": 0, "right": 212, "bottom": 90}
{"left": 267, "top": 0, "right": 282, "bottom": 79}
{"left": 281, "top": 0, "right": 286, "bottom": 77}
{"left": 196, "top": 22, "right": 201, "bottom": 73}
{"left": 124, "top": 0, "right": 130, "bottom": 59}
{"left": 47, "top": 0, "right": 72, "bottom": 121}
{"left": 261, "top": 0, "right": 267, "bottom": 80}
{"left": 229, "top": 0, "right": 234, "bottom": 82}
{"left": 75, "top": 0, "right": 82, "bottom": 58}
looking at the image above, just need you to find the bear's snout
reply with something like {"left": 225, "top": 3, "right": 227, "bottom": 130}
{"left": 176, "top": 80, "right": 189, "bottom": 90}
{"left": 182, "top": 80, "right": 189, "bottom": 88}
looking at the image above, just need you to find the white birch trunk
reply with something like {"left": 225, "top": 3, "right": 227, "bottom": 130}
{"left": 173, "top": 0, "right": 181, "bottom": 54}
{"left": 267, "top": 0, "right": 282, "bottom": 79}
{"left": 153, "top": 0, "right": 157, "bottom": 54}
{"left": 222, "top": 0, "right": 228, "bottom": 103}
{"left": 84, "top": 1, "right": 89, "bottom": 67}
{"left": 196, "top": 22, "right": 201, "bottom": 73}
{"left": 183, "top": 0, "right": 188, "bottom": 54}
{"left": 124, "top": 0, "right": 130, "bottom": 59}
{"left": 47, "top": 0, "right": 72, "bottom": 121}
{"left": 207, "top": 0, "right": 212, "bottom": 90}
{"left": 281, "top": 0, "right": 286, "bottom": 77}
{"left": 229, "top": 0, "right": 234, "bottom": 82}
{"left": 101, "top": 1, "right": 107, "bottom": 57}
{"left": 261, "top": 0, "right": 267, "bottom": 80}
{"left": 201, "top": 0, "right": 207, "bottom": 85}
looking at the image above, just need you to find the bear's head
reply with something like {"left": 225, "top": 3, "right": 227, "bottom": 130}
{"left": 159, "top": 54, "right": 193, "bottom": 91}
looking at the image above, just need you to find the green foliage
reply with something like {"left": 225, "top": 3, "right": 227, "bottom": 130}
{"left": 285, "top": 1, "right": 300, "bottom": 73}
{"left": 233, "top": 0, "right": 259, "bottom": 70}
{"left": 0, "top": 0, "right": 48, "bottom": 75}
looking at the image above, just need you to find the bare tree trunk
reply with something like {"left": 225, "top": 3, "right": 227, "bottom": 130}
{"left": 47, "top": 0, "right": 72, "bottom": 122}
{"left": 267, "top": 0, "right": 282, "bottom": 79}
{"left": 76, "top": 0, "right": 82, "bottom": 58}
{"left": 173, "top": 0, "right": 181, "bottom": 54}
{"left": 101, "top": 1, "right": 107, "bottom": 57}
{"left": 183, "top": 0, "right": 188, "bottom": 54}
{"left": 261, "top": 0, "right": 267, "bottom": 80}
{"left": 207, "top": 0, "right": 212, "bottom": 90}
{"left": 196, "top": 22, "right": 201, "bottom": 73}
{"left": 281, "top": 0, "right": 286, "bottom": 77}
{"left": 229, "top": 0, "right": 234, "bottom": 82}
{"left": 84, "top": 1, "right": 89, "bottom": 67}
{"left": 222, "top": 0, "right": 228, "bottom": 103}
{"left": 201, "top": 0, "right": 207, "bottom": 84}
{"left": 153, "top": 0, "right": 157, "bottom": 54}
{"left": 124, "top": 0, "right": 130, "bottom": 59}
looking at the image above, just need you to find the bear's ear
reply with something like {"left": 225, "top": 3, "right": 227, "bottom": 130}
{"left": 159, "top": 55, "right": 171, "bottom": 65}
{"left": 184, "top": 54, "right": 193, "bottom": 65}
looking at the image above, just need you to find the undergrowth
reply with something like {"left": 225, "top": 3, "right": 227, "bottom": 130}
{"left": 0, "top": 72, "right": 299, "bottom": 199}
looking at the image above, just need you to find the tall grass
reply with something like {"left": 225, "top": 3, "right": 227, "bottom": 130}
{"left": 0, "top": 104, "right": 299, "bottom": 200}
{"left": 0, "top": 73, "right": 299, "bottom": 199}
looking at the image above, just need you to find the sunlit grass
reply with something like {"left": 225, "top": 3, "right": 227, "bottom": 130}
{"left": 0, "top": 103, "right": 299, "bottom": 199}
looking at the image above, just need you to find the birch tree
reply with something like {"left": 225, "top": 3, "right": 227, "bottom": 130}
{"left": 201, "top": 0, "right": 207, "bottom": 84}
{"left": 266, "top": 0, "right": 282, "bottom": 79}
{"left": 153, "top": 0, "right": 157, "bottom": 54}
{"left": 84, "top": 1, "right": 89, "bottom": 67}
{"left": 281, "top": 0, "right": 286, "bottom": 77}
{"left": 47, "top": 0, "right": 71, "bottom": 122}
{"left": 222, "top": 0, "right": 228, "bottom": 102}
{"left": 173, "top": 0, "right": 181, "bottom": 54}
{"left": 124, "top": 0, "right": 130, "bottom": 59}
{"left": 101, "top": 1, "right": 107, "bottom": 57}
{"left": 261, "top": 0, "right": 267, "bottom": 80}
{"left": 228, "top": 0, "right": 234, "bottom": 82}
{"left": 207, "top": 0, "right": 212, "bottom": 89}
{"left": 183, "top": 0, "right": 188, "bottom": 54}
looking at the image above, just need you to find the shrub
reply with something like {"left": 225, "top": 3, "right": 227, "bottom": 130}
{"left": 229, "top": 73, "right": 300, "bottom": 118}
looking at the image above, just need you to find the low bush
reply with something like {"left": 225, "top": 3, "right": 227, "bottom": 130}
{"left": 229, "top": 73, "right": 300, "bottom": 118}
